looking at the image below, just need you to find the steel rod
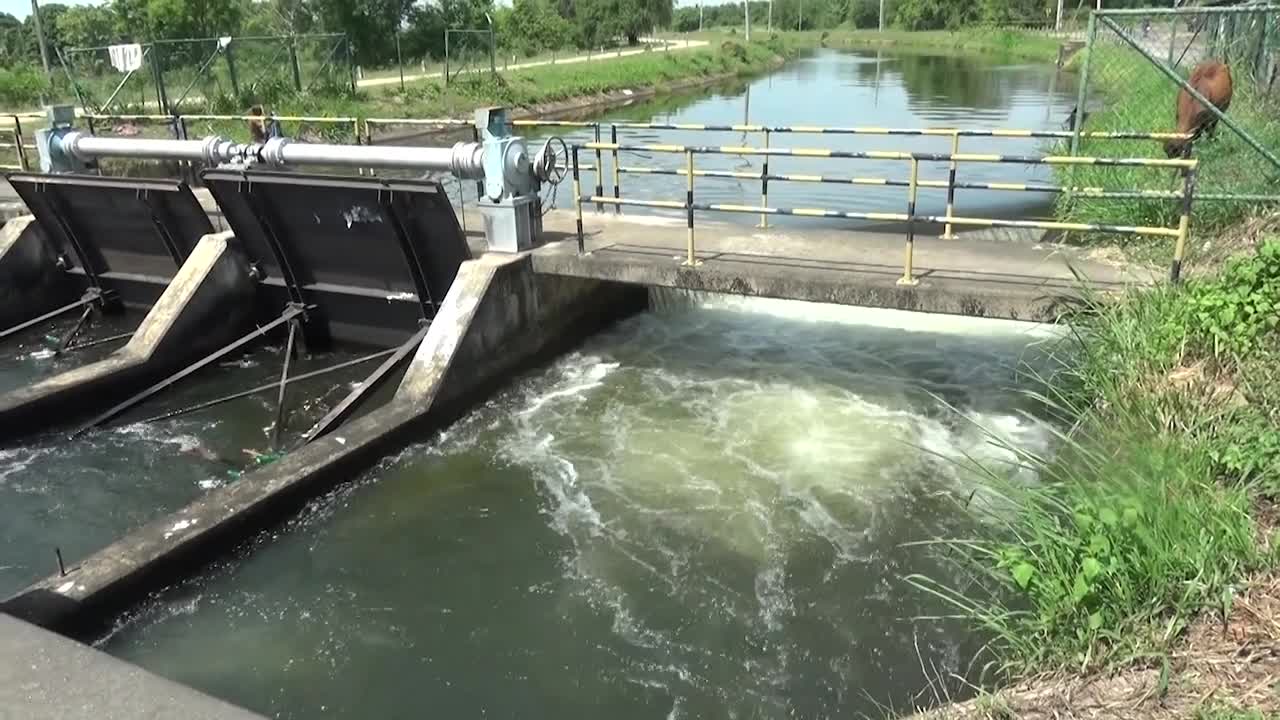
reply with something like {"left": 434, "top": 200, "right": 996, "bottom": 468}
{"left": 73, "top": 305, "right": 306, "bottom": 436}
{"left": 0, "top": 290, "right": 101, "bottom": 341}
{"left": 300, "top": 323, "right": 430, "bottom": 445}
{"left": 271, "top": 318, "right": 299, "bottom": 449}
{"left": 136, "top": 349, "right": 394, "bottom": 425}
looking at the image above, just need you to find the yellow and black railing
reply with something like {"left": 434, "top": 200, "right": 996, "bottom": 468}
{"left": 513, "top": 119, "right": 1193, "bottom": 237}
{"left": 571, "top": 142, "right": 1199, "bottom": 284}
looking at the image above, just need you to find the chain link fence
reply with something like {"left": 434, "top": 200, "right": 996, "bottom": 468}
{"left": 1066, "top": 6, "right": 1280, "bottom": 230}
{"left": 59, "top": 34, "right": 355, "bottom": 116}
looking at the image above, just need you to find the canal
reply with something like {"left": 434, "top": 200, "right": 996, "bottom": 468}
{"left": 445, "top": 46, "right": 1078, "bottom": 229}
{"left": 1, "top": 45, "right": 1076, "bottom": 716}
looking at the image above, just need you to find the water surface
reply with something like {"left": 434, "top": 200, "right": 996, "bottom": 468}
{"left": 104, "top": 293, "right": 1064, "bottom": 718}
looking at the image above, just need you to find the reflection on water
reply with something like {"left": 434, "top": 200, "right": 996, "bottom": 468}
{"left": 440, "top": 48, "right": 1078, "bottom": 230}
{"left": 105, "top": 293, "right": 1066, "bottom": 719}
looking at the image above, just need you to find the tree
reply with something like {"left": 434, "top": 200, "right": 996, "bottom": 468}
{"left": 569, "top": 0, "right": 671, "bottom": 47}
{"left": 55, "top": 5, "right": 118, "bottom": 51}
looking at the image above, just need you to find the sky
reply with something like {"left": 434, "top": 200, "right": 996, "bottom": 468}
{"left": 2, "top": 0, "right": 103, "bottom": 20}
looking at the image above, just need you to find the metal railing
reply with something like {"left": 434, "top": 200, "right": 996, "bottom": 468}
{"left": 508, "top": 119, "right": 1195, "bottom": 237}
{"left": 570, "top": 142, "right": 1199, "bottom": 285}
{"left": 0, "top": 114, "right": 45, "bottom": 171}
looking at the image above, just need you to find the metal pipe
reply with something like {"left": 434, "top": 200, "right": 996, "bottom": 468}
{"left": 261, "top": 138, "right": 485, "bottom": 178}
{"left": 63, "top": 132, "right": 233, "bottom": 164}
{"left": 943, "top": 130, "right": 959, "bottom": 239}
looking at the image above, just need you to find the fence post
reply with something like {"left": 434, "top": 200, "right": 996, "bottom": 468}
{"left": 898, "top": 157, "right": 920, "bottom": 287}
{"left": 573, "top": 146, "right": 585, "bottom": 254}
{"left": 1069, "top": 12, "right": 1096, "bottom": 161}
{"left": 942, "top": 130, "right": 959, "bottom": 239}
{"left": 445, "top": 31, "right": 451, "bottom": 87}
{"left": 610, "top": 124, "right": 621, "bottom": 214}
{"left": 150, "top": 44, "right": 170, "bottom": 116}
{"left": 683, "top": 149, "right": 699, "bottom": 267}
{"left": 758, "top": 128, "right": 770, "bottom": 229}
{"left": 289, "top": 39, "right": 303, "bottom": 93}
{"left": 226, "top": 41, "right": 241, "bottom": 97}
{"left": 593, "top": 124, "right": 604, "bottom": 213}
{"left": 1171, "top": 164, "right": 1196, "bottom": 283}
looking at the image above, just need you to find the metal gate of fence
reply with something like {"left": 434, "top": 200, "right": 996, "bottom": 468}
{"left": 1070, "top": 5, "right": 1280, "bottom": 204}
{"left": 60, "top": 34, "right": 355, "bottom": 116}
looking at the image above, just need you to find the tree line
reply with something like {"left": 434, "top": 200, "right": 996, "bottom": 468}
{"left": 674, "top": 0, "right": 1176, "bottom": 33}
{"left": 0, "top": 0, "right": 674, "bottom": 71}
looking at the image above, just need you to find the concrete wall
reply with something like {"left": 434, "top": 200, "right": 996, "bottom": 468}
{"left": 0, "top": 231, "right": 255, "bottom": 439}
{"left": 0, "top": 253, "right": 645, "bottom": 637}
{"left": 0, "top": 215, "right": 76, "bottom": 331}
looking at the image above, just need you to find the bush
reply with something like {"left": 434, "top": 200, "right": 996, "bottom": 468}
{"left": 0, "top": 64, "right": 51, "bottom": 107}
{"left": 911, "top": 239, "right": 1280, "bottom": 677}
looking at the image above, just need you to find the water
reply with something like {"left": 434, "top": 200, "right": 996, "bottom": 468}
{"left": 0, "top": 334, "right": 380, "bottom": 598}
{"left": 440, "top": 48, "right": 1078, "bottom": 230}
{"left": 103, "top": 293, "right": 1066, "bottom": 718}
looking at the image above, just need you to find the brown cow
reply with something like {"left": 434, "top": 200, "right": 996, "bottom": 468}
{"left": 1163, "top": 60, "right": 1233, "bottom": 159}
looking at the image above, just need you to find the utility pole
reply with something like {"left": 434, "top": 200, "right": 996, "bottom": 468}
{"left": 1055, "top": 0, "right": 1064, "bottom": 32}
{"left": 798, "top": 0, "right": 803, "bottom": 31}
{"left": 699, "top": 2, "right": 704, "bottom": 31}
{"left": 30, "top": 0, "right": 51, "bottom": 78}
{"left": 879, "top": 0, "right": 886, "bottom": 32}
{"left": 768, "top": 0, "right": 772, "bottom": 32}
{"left": 745, "top": 0, "right": 751, "bottom": 41}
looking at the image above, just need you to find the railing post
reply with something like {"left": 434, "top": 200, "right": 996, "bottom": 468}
{"left": 611, "top": 123, "right": 621, "bottom": 214}
{"left": 898, "top": 157, "right": 921, "bottom": 287}
{"left": 594, "top": 124, "right": 605, "bottom": 213}
{"left": 942, "top": 130, "right": 960, "bottom": 239}
{"left": 758, "top": 128, "right": 770, "bottom": 229}
{"left": 683, "top": 149, "right": 700, "bottom": 267}
{"left": 1171, "top": 164, "right": 1196, "bottom": 283}
{"left": 573, "top": 146, "right": 585, "bottom": 254}
{"left": 13, "top": 117, "right": 27, "bottom": 171}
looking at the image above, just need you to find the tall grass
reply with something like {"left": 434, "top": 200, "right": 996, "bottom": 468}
{"left": 909, "top": 240, "right": 1280, "bottom": 679}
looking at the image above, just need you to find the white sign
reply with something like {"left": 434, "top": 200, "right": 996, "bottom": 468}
{"left": 108, "top": 43, "right": 144, "bottom": 73}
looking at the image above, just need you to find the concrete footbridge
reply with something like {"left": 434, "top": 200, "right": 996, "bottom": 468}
{"left": 0, "top": 104, "right": 1197, "bottom": 716}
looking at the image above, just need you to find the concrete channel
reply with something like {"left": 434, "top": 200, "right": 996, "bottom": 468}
{"left": 0, "top": 107, "right": 1149, "bottom": 715}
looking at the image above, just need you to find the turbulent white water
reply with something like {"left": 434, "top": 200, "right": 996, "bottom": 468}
{"left": 106, "top": 291, "right": 1068, "bottom": 719}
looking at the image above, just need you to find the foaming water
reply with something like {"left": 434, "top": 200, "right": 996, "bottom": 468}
{"left": 105, "top": 294, "right": 1066, "bottom": 719}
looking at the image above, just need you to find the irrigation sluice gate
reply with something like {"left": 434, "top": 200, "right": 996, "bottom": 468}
{"left": 0, "top": 105, "right": 569, "bottom": 439}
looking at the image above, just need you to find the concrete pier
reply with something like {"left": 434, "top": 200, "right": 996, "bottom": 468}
{"left": 0, "top": 231, "right": 255, "bottom": 439}
{"left": 1, "top": 253, "right": 644, "bottom": 636}
{"left": 0, "top": 613, "right": 267, "bottom": 719}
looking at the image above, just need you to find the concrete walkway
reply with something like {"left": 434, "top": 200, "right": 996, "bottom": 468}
{"left": 532, "top": 210, "right": 1151, "bottom": 322}
{"left": 358, "top": 38, "right": 709, "bottom": 88}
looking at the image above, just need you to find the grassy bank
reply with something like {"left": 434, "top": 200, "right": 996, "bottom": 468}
{"left": 913, "top": 233, "right": 1280, "bottom": 716}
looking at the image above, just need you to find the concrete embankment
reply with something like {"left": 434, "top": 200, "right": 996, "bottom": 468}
{"left": 0, "top": 230, "right": 255, "bottom": 439}
{"left": 1, "top": 252, "right": 645, "bottom": 637}
{"left": 0, "top": 613, "right": 268, "bottom": 720}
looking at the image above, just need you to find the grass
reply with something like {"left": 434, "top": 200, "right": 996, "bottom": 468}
{"left": 1054, "top": 43, "right": 1280, "bottom": 244}
{"left": 909, "top": 238, "right": 1280, "bottom": 683}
